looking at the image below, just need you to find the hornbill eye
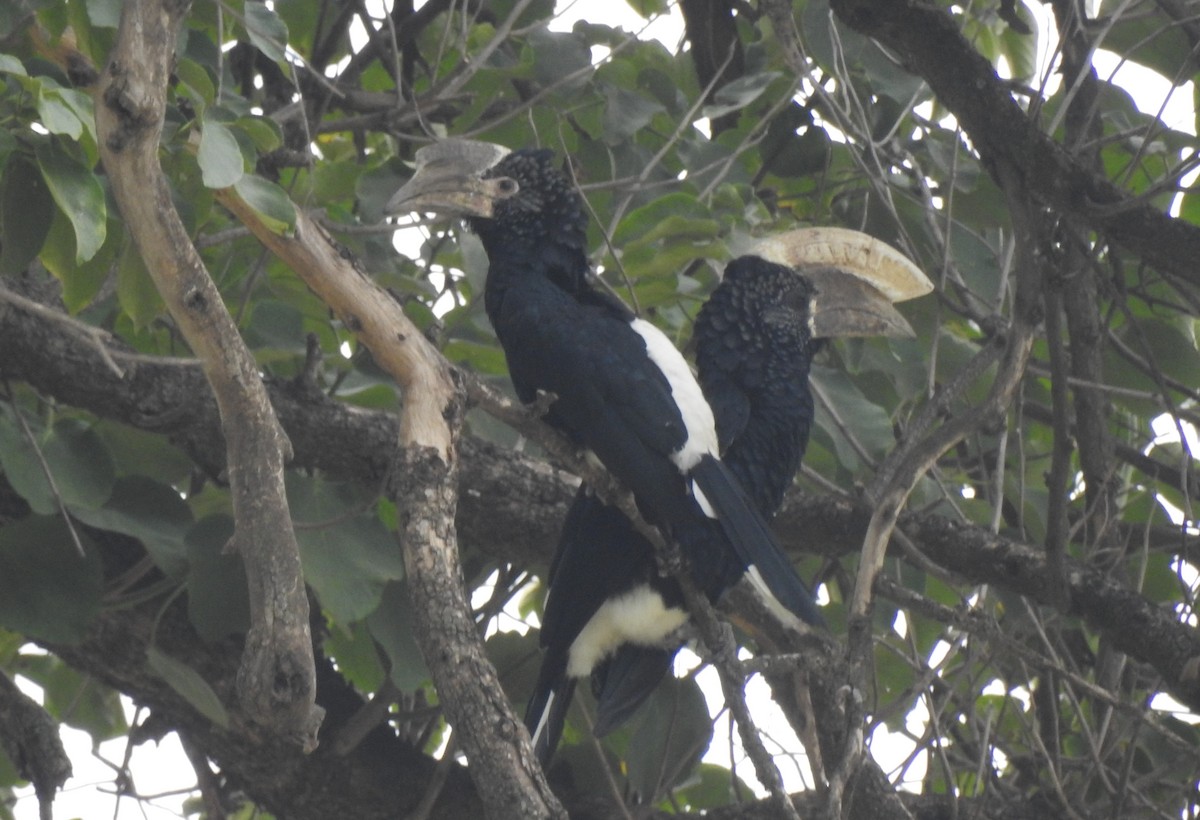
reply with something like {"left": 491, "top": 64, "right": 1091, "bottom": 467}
{"left": 494, "top": 177, "right": 519, "bottom": 195}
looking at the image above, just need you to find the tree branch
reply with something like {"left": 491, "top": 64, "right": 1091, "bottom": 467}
{"left": 0, "top": 669, "right": 71, "bottom": 820}
{"left": 94, "top": 0, "right": 320, "bottom": 747}
{"left": 208, "top": 192, "right": 563, "bottom": 818}
{"left": 818, "top": 0, "right": 1200, "bottom": 286}
{"left": 3, "top": 288, "right": 1198, "bottom": 709}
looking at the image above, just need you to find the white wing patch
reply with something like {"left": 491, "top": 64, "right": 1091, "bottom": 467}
{"left": 692, "top": 480, "right": 717, "bottom": 519}
{"left": 745, "top": 565, "right": 805, "bottom": 630}
{"left": 529, "top": 690, "right": 556, "bottom": 750}
{"left": 566, "top": 584, "right": 689, "bottom": 678}
{"left": 630, "top": 317, "right": 718, "bottom": 471}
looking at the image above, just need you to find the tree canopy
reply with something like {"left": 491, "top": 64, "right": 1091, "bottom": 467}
{"left": 1, "top": 0, "right": 1199, "bottom": 818}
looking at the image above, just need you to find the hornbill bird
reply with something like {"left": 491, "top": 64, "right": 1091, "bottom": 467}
{"left": 385, "top": 140, "right": 818, "bottom": 611}
{"left": 386, "top": 141, "right": 931, "bottom": 762}
{"left": 525, "top": 233, "right": 931, "bottom": 763}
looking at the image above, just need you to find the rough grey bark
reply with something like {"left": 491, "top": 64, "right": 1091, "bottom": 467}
{"left": 93, "top": 0, "right": 320, "bottom": 745}
{"left": 0, "top": 670, "right": 71, "bottom": 820}
{"left": 1, "top": 283, "right": 1197, "bottom": 711}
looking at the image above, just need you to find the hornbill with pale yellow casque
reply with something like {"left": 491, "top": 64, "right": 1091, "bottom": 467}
{"left": 385, "top": 141, "right": 931, "bottom": 763}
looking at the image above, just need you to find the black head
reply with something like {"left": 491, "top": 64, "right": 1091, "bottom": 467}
{"left": 386, "top": 140, "right": 590, "bottom": 290}
{"left": 472, "top": 149, "right": 588, "bottom": 252}
{"left": 694, "top": 256, "right": 820, "bottom": 391}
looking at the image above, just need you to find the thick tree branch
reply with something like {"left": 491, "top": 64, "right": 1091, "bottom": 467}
{"left": 812, "top": 0, "right": 1200, "bottom": 286}
{"left": 208, "top": 193, "right": 562, "bottom": 817}
{"left": 0, "top": 670, "right": 71, "bottom": 820}
{"left": 94, "top": 0, "right": 320, "bottom": 746}
{"left": 2, "top": 288, "right": 1197, "bottom": 710}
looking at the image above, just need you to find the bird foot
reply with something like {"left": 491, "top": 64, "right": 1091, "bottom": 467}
{"left": 528, "top": 389, "right": 558, "bottom": 419}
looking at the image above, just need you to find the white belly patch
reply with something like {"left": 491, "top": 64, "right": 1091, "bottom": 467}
{"left": 566, "top": 584, "right": 689, "bottom": 678}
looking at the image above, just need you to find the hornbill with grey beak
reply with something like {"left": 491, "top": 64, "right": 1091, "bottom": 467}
{"left": 385, "top": 141, "right": 931, "bottom": 763}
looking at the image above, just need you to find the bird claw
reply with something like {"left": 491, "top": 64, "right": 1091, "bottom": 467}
{"left": 655, "top": 540, "right": 685, "bottom": 577}
{"left": 529, "top": 389, "right": 558, "bottom": 418}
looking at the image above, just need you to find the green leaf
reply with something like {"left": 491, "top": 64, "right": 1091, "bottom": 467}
{"left": 674, "top": 763, "right": 752, "bottom": 810}
{"left": 116, "top": 237, "right": 163, "bottom": 328}
{"left": 366, "top": 580, "right": 430, "bottom": 692}
{"left": 603, "top": 86, "right": 665, "bottom": 143}
{"left": 443, "top": 339, "right": 509, "bottom": 375}
{"left": 810, "top": 365, "right": 896, "bottom": 471}
{"left": 325, "top": 621, "right": 386, "bottom": 694}
{"left": 198, "top": 117, "right": 244, "bottom": 189}
{"left": 289, "top": 474, "right": 405, "bottom": 624}
{"left": 36, "top": 207, "right": 115, "bottom": 312}
{"left": 0, "top": 742, "right": 20, "bottom": 790}
{"left": 613, "top": 192, "right": 711, "bottom": 245}
{"left": 19, "top": 653, "right": 128, "bottom": 741}
{"left": 0, "top": 154, "right": 55, "bottom": 275}
{"left": 85, "top": 0, "right": 122, "bottom": 28}
{"left": 1100, "top": 0, "right": 1194, "bottom": 81}
{"left": 0, "top": 515, "right": 102, "bottom": 644}
{"left": 623, "top": 675, "right": 711, "bottom": 801}
{"left": 243, "top": 2, "right": 289, "bottom": 63}
{"left": 233, "top": 174, "right": 296, "bottom": 235}
{"left": 245, "top": 299, "right": 305, "bottom": 352}
{"left": 625, "top": 0, "right": 668, "bottom": 15}
{"left": 94, "top": 420, "right": 194, "bottom": 486}
{"left": 702, "top": 71, "right": 783, "bottom": 119}
{"left": 625, "top": 214, "right": 721, "bottom": 251}
{"left": 146, "top": 646, "right": 230, "bottom": 728}
{"left": 620, "top": 239, "right": 723, "bottom": 283}
{"left": 36, "top": 88, "right": 83, "bottom": 139}
{"left": 185, "top": 515, "right": 251, "bottom": 642}
{"left": 70, "top": 476, "right": 193, "bottom": 577}
{"left": 175, "top": 58, "right": 215, "bottom": 113}
{"left": 874, "top": 642, "right": 918, "bottom": 729}
{"left": 1106, "top": 317, "right": 1200, "bottom": 412}
{"left": 0, "top": 410, "right": 115, "bottom": 514}
{"left": 0, "top": 53, "right": 26, "bottom": 75}
{"left": 1179, "top": 186, "right": 1200, "bottom": 228}
{"left": 234, "top": 116, "right": 283, "bottom": 153}
{"left": 528, "top": 28, "right": 591, "bottom": 92}
{"left": 484, "top": 629, "right": 541, "bottom": 704}
{"left": 998, "top": 8, "right": 1037, "bottom": 84}
{"left": 35, "top": 140, "right": 106, "bottom": 263}
{"left": 335, "top": 382, "right": 399, "bottom": 410}
{"left": 57, "top": 87, "right": 95, "bottom": 139}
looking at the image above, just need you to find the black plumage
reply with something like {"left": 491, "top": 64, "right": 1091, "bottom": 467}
{"left": 386, "top": 140, "right": 929, "bottom": 766}
{"left": 527, "top": 256, "right": 831, "bottom": 763}
{"left": 388, "top": 143, "right": 818, "bottom": 611}
{"left": 524, "top": 253, "right": 928, "bottom": 762}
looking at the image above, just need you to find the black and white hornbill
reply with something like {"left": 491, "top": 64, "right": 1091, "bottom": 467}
{"left": 526, "top": 232, "right": 931, "bottom": 763}
{"left": 385, "top": 141, "right": 931, "bottom": 762}
{"left": 385, "top": 140, "right": 819, "bottom": 612}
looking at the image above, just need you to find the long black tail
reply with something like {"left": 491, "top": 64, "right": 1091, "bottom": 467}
{"left": 689, "top": 454, "right": 824, "bottom": 627}
{"left": 591, "top": 646, "right": 676, "bottom": 737}
{"left": 525, "top": 666, "right": 576, "bottom": 767}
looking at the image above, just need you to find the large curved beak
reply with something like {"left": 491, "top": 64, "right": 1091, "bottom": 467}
{"left": 802, "top": 267, "right": 918, "bottom": 338}
{"left": 385, "top": 139, "right": 510, "bottom": 218}
{"left": 754, "top": 227, "right": 933, "bottom": 339}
